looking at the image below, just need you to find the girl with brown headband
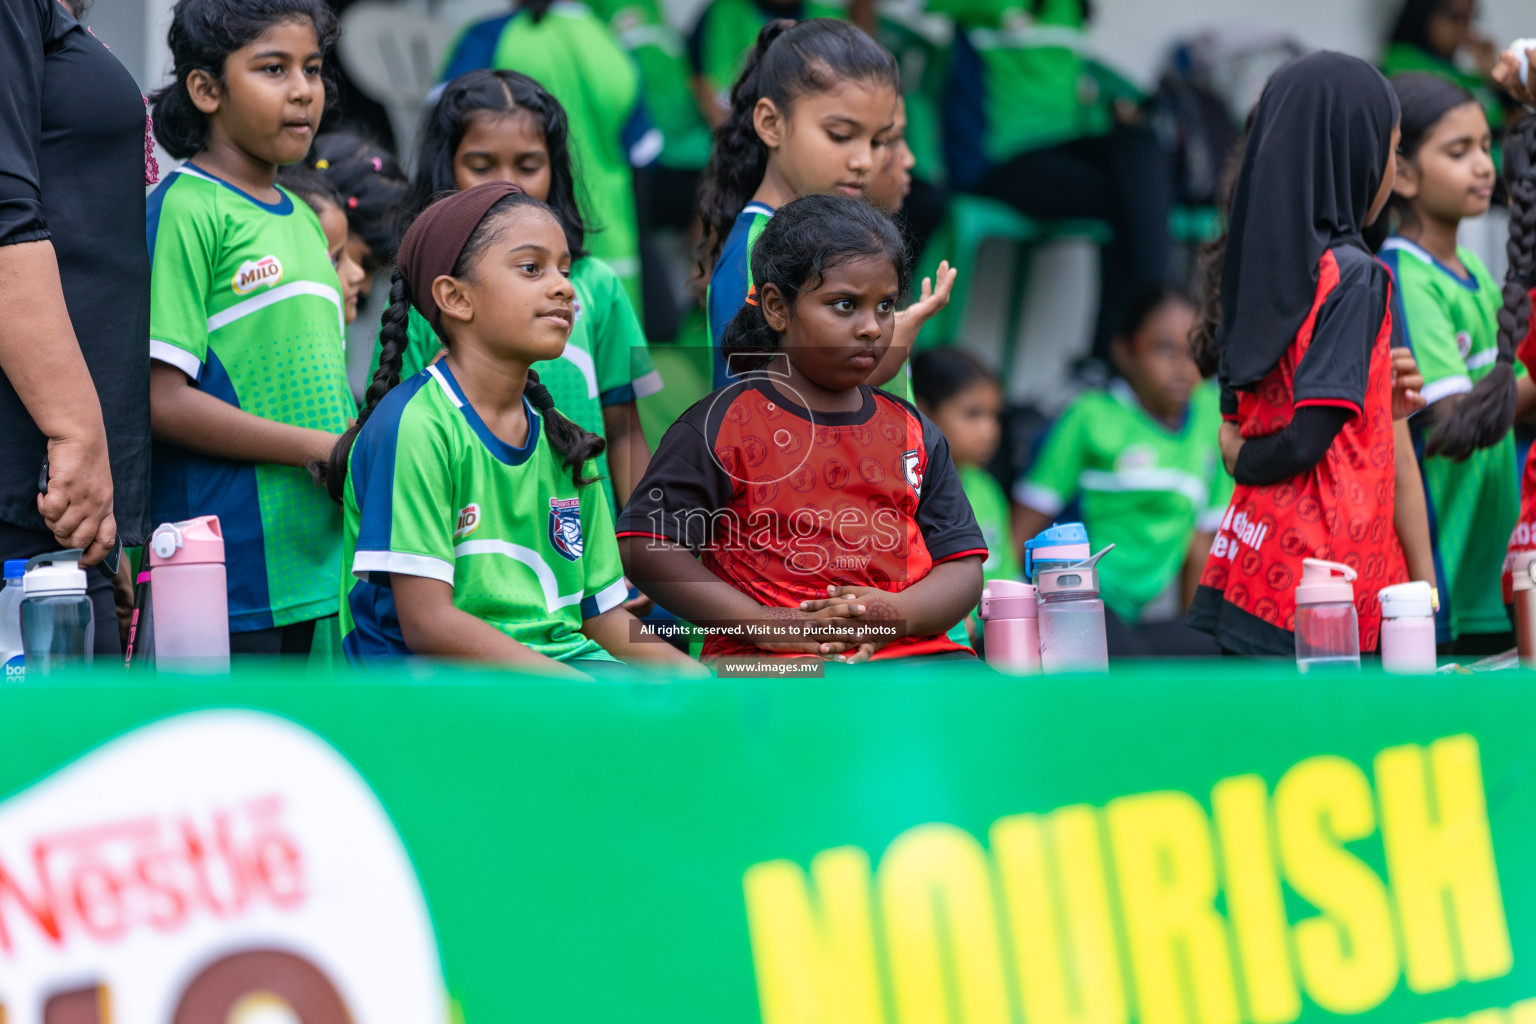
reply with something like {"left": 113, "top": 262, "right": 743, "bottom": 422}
{"left": 322, "top": 182, "right": 702, "bottom": 675}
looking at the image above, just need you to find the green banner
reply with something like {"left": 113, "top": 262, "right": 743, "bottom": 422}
{"left": 0, "top": 661, "right": 1533, "bottom": 1023}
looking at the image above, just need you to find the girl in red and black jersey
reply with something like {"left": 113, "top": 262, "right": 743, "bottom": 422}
{"left": 1188, "top": 52, "right": 1435, "bottom": 657}
{"left": 617, "top": 194, "right": 985, "bottom": 663}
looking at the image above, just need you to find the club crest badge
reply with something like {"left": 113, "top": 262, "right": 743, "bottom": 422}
{"left": 902, "top": 449, "right": 923, "bottom": 496}
{"left": 548, "top": 497, "right": 583, "bottom": 561}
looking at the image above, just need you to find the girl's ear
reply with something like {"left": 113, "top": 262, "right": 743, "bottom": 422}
{"left": 433, "top": 274, "right": 474, "bottom": 326}
{"left": 185, "top": 68, "right": 223, "bottom": 116}
{"left": 753, "top": 97, "right": 786, "bottom": 151}
{"left": 760, "top": 282, "right": 790, "bottom": 333}
{"left": 1393, "top": 156, "right": 1420, "bottom": 200}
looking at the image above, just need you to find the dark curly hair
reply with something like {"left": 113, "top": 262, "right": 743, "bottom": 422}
{"left": 149, "top": 0, "right": 339, "bottom": 159}
{"left": 304, "top": 132, "right": 409, "bottom": 269}
{"left": 721, "top": 193, "right": 910, "bottom": 374}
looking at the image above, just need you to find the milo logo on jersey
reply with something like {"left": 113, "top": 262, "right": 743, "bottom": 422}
{"left": 548, "top": 498, "right": 584, "bottom": 561}
{"left": 455, "top": 503, "right": 482, "bottom": 539}
{"left": 231, "top": 255, "right": 284, "bottom": 295}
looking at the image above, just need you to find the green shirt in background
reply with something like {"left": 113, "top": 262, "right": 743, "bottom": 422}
{"left": 590, "top": 0, "right": 713, "bottom": 170}
{"left": 1381, "top": 236, "right": 1522, "bottom": 640}
{"left": 374, "top": 256, "right": 661, "bottom": 516}
{"left": 960, "top": 463, "right": 1021, "bottom": 583}
{"left": 688, "top": 0, "right": 843, "bottom": 106}
{"left": 1015, "top": 380, "right": 1230, "bottom": 624}
{"left": 937, "top": 0, "right": 1110, "bottom": 170}
{"left": 439, "top": 4, "right": 646, "bottom": 303}
{"left": 1381, "top": 42, "right": 1504, "bottom": 134}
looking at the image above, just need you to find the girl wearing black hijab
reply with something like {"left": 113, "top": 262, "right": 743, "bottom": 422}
{"left": 1188, "top": 52, "right": 1434, "bottom": 658}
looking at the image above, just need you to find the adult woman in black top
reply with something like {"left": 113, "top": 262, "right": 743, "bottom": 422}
{"left": 0, "top": 0, "right": 151, "bottom": 653}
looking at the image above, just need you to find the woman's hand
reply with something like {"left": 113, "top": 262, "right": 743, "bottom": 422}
{"left": 1219, "top": 421, "right": 1245, "bottom": 477}
{"left": 39, "top": 430, "right": 117, "bottom": 566}
{"left": 1391, "top": 346, "right": 1426, "bottom": 420}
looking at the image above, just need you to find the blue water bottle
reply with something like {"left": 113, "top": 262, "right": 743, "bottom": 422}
{"left": 1023, "top": 522, "right": 1092, "bottom": 581}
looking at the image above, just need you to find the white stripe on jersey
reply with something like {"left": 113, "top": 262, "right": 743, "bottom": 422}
{"left": 453, "top": 539, "right": 586, "bottom": 611}
{"left": 150, "top": 338, "right": 203, "bottom": 379}
{"left": 207, "top": 280, "right": 343, "bottom": 337}
{"left": 560, "top": 344, "right": 599, "bottom": 399}
{"left": 427, "top": 363, "right": 463, "bottom": 407}
{"left": 589, "top": 577, "right": 629, "bottom": 616}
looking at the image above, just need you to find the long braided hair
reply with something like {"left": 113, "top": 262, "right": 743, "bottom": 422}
{"left": 321, "top": 193, "right": 604, "bottom": 502}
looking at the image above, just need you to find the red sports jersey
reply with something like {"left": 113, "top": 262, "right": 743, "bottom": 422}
{"left": 1190, "top": 247, "right": 1408, "bottom": 654}
{"left": 1502, "top": 285, "right": 1536, "bottom": 601}
{"left": 618, "top": 378, "right": 987, "bottom": 659}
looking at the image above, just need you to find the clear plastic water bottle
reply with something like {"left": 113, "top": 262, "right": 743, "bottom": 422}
{"left": 1294, "top": 558, "right": 1359, "bottom": 673}
{"left": 0, "top": 559, "right": 27, "bottom": 681}
{"left": 21, "top": 549, "right": 94, "bottom": 674}
{"left": 1036, "top": 545, "right": 1114, "bottom": 673}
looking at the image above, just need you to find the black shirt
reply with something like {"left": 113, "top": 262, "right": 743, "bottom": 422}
{"left": 0, "top": 0, "right": 150, "bottom": 543}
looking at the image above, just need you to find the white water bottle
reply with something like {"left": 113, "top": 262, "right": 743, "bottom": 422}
{"left": 0, "top": 560, "right": 26, "bottom": 681}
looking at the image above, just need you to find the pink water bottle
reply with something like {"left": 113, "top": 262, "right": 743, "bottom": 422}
{"left": 1377, "top": 581, "right": 1436, "bottom": 673}
{"left": 980, "top": 580, "right": 1040, "bottom": 674}
{"left": 149, "top": 515, "right": 230, "bottom": 671}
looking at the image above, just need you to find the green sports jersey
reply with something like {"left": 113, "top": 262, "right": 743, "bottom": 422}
{"left": 1382, "top": 236, "right": 1523, "bottom": 639}
{"left": 960, "top": 463, "right": 1021, "bottom": 583}
{"left": 592, "top": 0, "right": 713, "bottom": 170}
{"left": 940, "top": 0, "right": 1140, "bottom": 186}
{"left": 377, "top": 256, "right": 661, "bottom": 514}
{"left": 1015, "top": 380, "right": 1230, "bottom": 623}
{"left": 1381, "top": 42, "right": 1504, "bottom": 133}
{"left": 688, "top": 0, "right": 843, "bottom": 105}
{"left": 341, "top": 360, "right": 628, "bottom": 661}
{"left": 439, "top": 4, "right": 645, "bottom": 302}
{"left": 147, "top": 163, "right": 354, "bottom": 631}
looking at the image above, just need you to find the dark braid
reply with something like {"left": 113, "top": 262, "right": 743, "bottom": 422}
{"left": 1191, "top": 126, "right": 1247, "bottom": 378}
{"left": 695, "top": 18, "right": 899, "bottom": 274}
{"left": 1427, "top": 117, "right": 1534, "bottom": 459}
{"left": 319, "top": 269, "right": 411, "bottom": 503}
{"left": 524, "top": 371, "right": 605, "bottom": 486}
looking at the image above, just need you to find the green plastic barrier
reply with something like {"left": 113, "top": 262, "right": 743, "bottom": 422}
{"left": 0, "top": 660, "right": 1532, "bottom": 1022}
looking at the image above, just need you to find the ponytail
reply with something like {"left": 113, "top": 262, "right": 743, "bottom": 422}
{"left": 697, "top": 19, "right": 792, "bottom": 273}
{"left": 1426, "top": 118, "right": 1534, "bottom": 460}
{"left": 524, "top": 371, "right": 606, "bottom": 486}
{"left": 319, "top": 269, "right": 411, "bottom": 503}
{"left": 695, "top": 17, "right": 899, "bottom": 273}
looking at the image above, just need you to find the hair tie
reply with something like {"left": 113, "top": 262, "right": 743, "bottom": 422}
{"left": 371, "top": 157, "right": 384, "bottom": 172}
{"left": 348, "top": 196, "right": 359, "bottom": 209}
{"left": 315, "top": 158, "right": 330, "bottom": 169}
{"left": 745, "top": 285, "right": 758, "bottom": 307}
